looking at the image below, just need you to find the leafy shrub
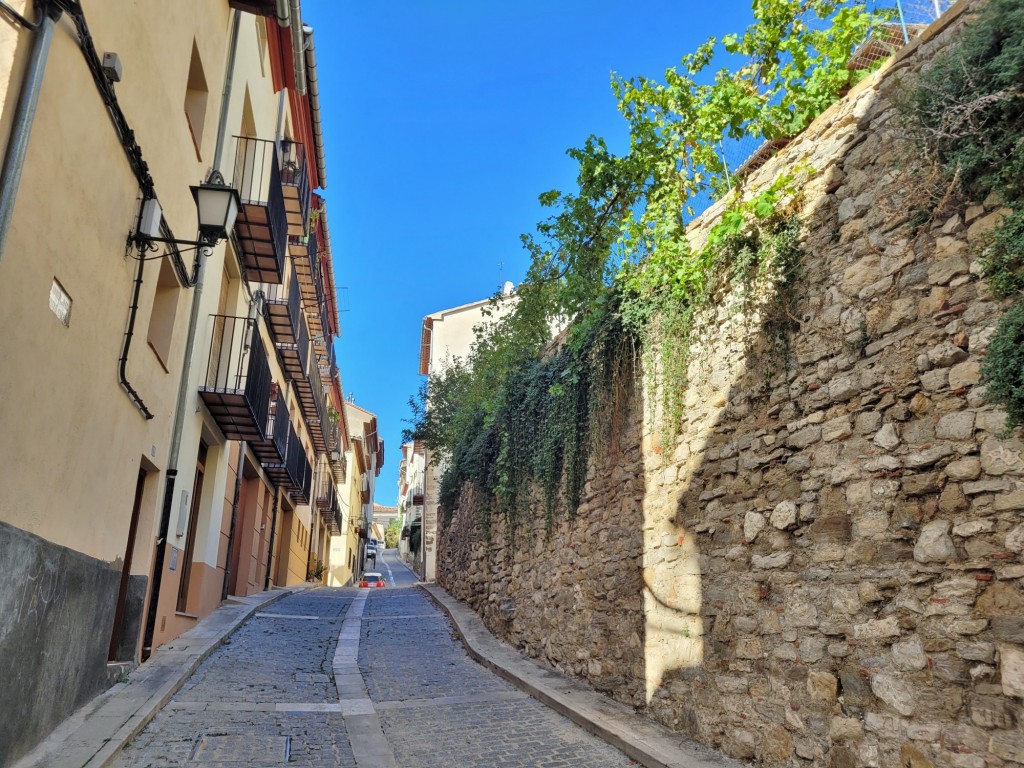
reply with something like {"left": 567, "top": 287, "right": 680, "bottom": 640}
{"left": 981, "top": 300, "right": 1024, "bottom": 430}
{"left": 979, "top": 207, "right": 1024, "bottom": 299}
{"left": 904, "top": 0, "right": 1024, "bottom": 199}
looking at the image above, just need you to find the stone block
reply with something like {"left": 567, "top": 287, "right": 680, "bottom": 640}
{"left": 978, "top": 583, "right": 1024, "bottom": 617}
{"left": 892, "top": 635, "right": 928, "bottom": 671}
{"left": 904, "top": 473, "right": 942, "bottom": 497}
{"left": 873, "top": 423, "right": 900, "bottom": 450}
{"left": 989, "top": 729, "right": 1024, "bottom": 763}
{"left": 914, "top": 520, "right": 956, "bottom": 563}
{"left": 900, "top": 744, "right": 936, "bottom": 768}
{"left": 928, "top": 340, "right": 968, "bottom": 367}
{"left": 752, "top": 551, "right": 793, "bottom": 569}
{"left": 994, "top": 491, "right": 1024, "bottom": 513}
{"left": 830, "top": 716, "right": 864, "bottom": 742}
{"left": 948, "top": 360, "right": 981, "bottom": 389}
{"left": 936, "top": 412, "right": 975, "bottom": 440}
{"left": 852, "top": 616, "right": 900, "bottom": 640}
{"left": 981, "top": 436, "right": 1024, "bottom": 476}
{"left": 928, "top": 255, "right": 970, "bottom": 285}
{"left": 945, "top": 457, "right": 981, "bottom": 482}
{"left": 743, "top": 511, "right": 766, "bottom": 543}
{"left": 787, "top": 425, "right": 823, "bottom": 449}
{"left": 807, "top": 670, "right": 838, "bottom": 701}
{"left": 969, "top": 696, "right": 1017, "bottom": 729}
{"left": 990, "top": 616, "right": 1024, "bottom": 644}
{"left": 770, "top": 500, "right": 797, "bottom": 530}
{"left": 871, "top": 673, "right": 917, "bottom": 715}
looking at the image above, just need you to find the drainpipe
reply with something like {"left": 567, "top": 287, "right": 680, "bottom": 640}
{"left": 143, "top": 9, "right": 242, "bottom": 658}
{"left": 274, "top": 0, "right": 288, "bottom": 27}
{"left": 118, "top": 228, "right": 155, "bottom": 419}
{"left": 0, "top": 0, "right": 61, "bottom": 259}
{"left": 288, "top": 0, "right": 305, "bottom": 95}
{"left": 302, "top": 27, "right": 326, "bottom": 188}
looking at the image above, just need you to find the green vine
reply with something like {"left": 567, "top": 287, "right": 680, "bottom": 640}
{"left": 406, "top": 0, "right": 889, "bottom": 529}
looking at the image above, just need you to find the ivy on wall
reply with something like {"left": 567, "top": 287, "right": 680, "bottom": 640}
{"left": 406, "top": 0, "right": 895, "bottom": 529}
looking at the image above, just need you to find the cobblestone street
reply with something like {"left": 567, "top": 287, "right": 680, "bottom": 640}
{"left": 111, "top": 556, "right": 635, "bottom": 768}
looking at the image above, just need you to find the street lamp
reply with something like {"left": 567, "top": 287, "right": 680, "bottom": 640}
{"left": 190, "top": 171, "right": 240, "bottom": 244}
{"left": 136, "top": 170, "right": 241, "bottom": 249}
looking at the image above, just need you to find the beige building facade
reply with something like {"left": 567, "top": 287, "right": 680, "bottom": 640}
{"left": 416, "top": 291, "right": 514, "bottom": 581}
{"left": 0, "top": 1, "right": 345, "bottom": 763}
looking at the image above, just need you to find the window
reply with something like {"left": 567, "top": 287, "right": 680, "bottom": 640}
{"left": 147, "top": 255, "right": 181, "bottom": 370}
{"left": 183, "top": 40, "right": 208, "bottom": 159}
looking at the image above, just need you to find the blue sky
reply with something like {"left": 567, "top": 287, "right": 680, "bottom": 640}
{"left": 305, "top": 1, "right": 753, "bottom": 505}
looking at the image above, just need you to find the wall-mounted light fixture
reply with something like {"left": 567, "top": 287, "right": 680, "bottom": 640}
{"left": 136, "top": 170, "right": 241, "bottom": 250}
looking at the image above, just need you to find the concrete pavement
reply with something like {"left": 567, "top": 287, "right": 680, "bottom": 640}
{"left": 12, "top": 586, "right": 300, "bottom": 768}
{"left": 16, "top": 552, "right": 739, "bottom": 768}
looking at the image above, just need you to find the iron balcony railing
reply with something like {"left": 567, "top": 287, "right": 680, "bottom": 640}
{"left": 231, "top": 136, "right": 288, "bottom": 284}
{"left": 278, "top": 139, "right": 312, "bottom": 236}
{"left": 316, "top": 470, "right": 336, "bottom": 511}
{"left": 309, "top": 354, "right": 325, "bottom": 426}
{"left": 286, "top": 427, "right": 312, "bottom": 503}
{"left": 266, "top": 387, "right": 289, "bottom": 462}
{"left": 198, "top": 315, "right": 272, "bottom": 442}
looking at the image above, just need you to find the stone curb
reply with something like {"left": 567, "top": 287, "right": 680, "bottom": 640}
{"left": 13, "top": 585, "right": 312, "bottom": 768}
{"left": 419, "top": 583, "right": 743, "bottom": 768}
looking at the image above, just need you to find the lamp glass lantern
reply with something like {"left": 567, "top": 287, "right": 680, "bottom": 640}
{"left": 190, "top": 175, "right": 241, "bottom": 244}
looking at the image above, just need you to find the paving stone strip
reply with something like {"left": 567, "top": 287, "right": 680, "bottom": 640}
{"left": 334, "top": 592, "right": 400, "bottom": 768}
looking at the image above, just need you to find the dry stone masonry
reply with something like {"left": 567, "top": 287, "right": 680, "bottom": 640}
{"left": 437, "top": 5, "right": 1024, "bottom": 766}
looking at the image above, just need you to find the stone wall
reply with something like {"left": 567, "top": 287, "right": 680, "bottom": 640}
{"left": 437, "top": 5, "right": 1024, "bottom": 766}
{"left": 0, "top": 521, "right": 135, "bottom": 766}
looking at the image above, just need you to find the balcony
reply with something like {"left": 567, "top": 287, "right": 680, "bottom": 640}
{"left": 316, "top": 472, "right": 341, "bottom": 533}
{"left": 260, "top": 260, "right": 309, "bottom": 380}
{"left": 251, "top": 386, "right": 289, "bottom": 473}
{"left": 287, "top": 426, "right": 313, "bottom": 503}
{"left": 295, "top": 351, "right": 326, "bottom": 453}
{"left": 278, "top": 140, "right": 312, "bottom": 237}
{"left": 198, "top": 316, "right": 272, "bottom": 443}
{"left": 290, "top": 226, "right": 323, "bottom": 328}
{"left": 231, "top": 136, "right": 288, "bottom": 284}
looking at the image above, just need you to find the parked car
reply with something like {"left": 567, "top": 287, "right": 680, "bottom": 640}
{"left": 359, "top": 572, "right": 386, "bottom": 588}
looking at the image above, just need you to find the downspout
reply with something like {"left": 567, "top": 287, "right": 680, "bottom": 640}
{"left": 118, "top": 229, "right": 155, "bottom": 419}
{"left": 275, "top": 0, "right": 289, "bottom": 28}
{"left": 302, "top": 27, "right": 326, "bottom": 187}
{"left": 288, "top": 0, "right": 305, "bottom": 95}
{"left": 143, "top": 9, "right": 242, "bottom": 658}
{"left": 0, "top": 0, "right": 61, "bottom": 259}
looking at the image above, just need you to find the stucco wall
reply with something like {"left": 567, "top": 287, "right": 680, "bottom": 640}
{"left": 437, "top": 6, "right": 1024, "bottom": 766}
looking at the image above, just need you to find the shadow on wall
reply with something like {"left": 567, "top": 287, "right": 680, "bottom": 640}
{"left": 439, "top": 13, "right": 1024, "bottom": 763}
{"left": 637, "top": 77, "right": 880, "bottom": 753}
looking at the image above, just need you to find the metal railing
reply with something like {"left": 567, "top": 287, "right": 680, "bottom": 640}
{"left": 295, "top": 317, "right": 311, "bottom": 379}
{"left": 278, "top": 139, "right": 312, "bottom": 232}
{"left": 202, "top": 314, "right": 269, "bottom": 396}
{"left": 265, "top": 386, "right": 290, "bottom": 461}
{"left": 307, "top": 353, "right": 326, "bottom": 426}
{"left": 231, "top": 136, "right": 288, "bottom": 273}
{"left": 285, "top": 426, "right": 312, "bottom": 501}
